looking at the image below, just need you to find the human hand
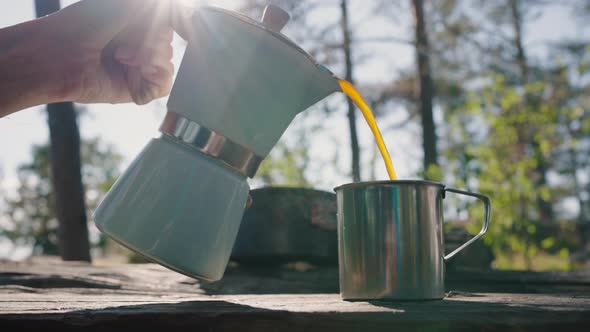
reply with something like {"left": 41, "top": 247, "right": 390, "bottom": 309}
{"left": 39, "top": 0, "right": 189, "bottom": 105}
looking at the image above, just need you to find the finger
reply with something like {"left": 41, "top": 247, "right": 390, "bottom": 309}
{"left": 113, "top": 46, "right": 140, "bottom": 64}
{"left": 147, "top": 43, "right": 174, "bottom": 65}
{"left": 132, "top": 77, "right": 171, "bottom": 104}
{"left": 111, "top": 18, "right": 171, "bottom": 64}
{"left": 110, "top": 18, "right": 168, "bottom": 51}
{"left": 127, "top": 67, "right": 158, "bottom": 105}
{"left": 142, "top": 61, "right": 175, "bottom": 85}
{"left": 116, "top": 43, "right": 173, "bottom": 67}
{"left": 145, "top": 66, "right": 175, "bottom": 98}
{"left": 127, "top": 62, "right": 174, "bottom": 105}
{"left": 159, "top": 28, "right": 174, "bottom": 44}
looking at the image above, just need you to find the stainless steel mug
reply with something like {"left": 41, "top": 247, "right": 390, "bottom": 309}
{"left": 334, "top": 180, "right": 491, "bottom": 300}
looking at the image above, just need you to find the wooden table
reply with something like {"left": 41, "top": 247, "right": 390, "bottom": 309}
{"left": 1, "top": 257, "right": 590, "bottom": 331}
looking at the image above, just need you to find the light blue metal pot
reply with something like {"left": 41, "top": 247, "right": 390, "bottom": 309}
{"left": 94, "top": 5, "right": 341, "bottom": 281}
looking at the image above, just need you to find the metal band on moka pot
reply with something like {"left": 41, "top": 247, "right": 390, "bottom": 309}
{"left": 160, "top": 112, "right": 263, "bottom": 178}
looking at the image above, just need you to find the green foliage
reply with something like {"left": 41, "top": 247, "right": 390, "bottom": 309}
{"left": 444, "top": 53, "right": 589, "bottom": 269}
{"left": 429, "top": 0, "right": 590, "bottom": 271}
{"left": 424, "top": 164, "right": 444, "bottom": 182}
{"left": 256, "top": 141, "right": 312, "bottom": 188}
{"left": 1, "top": 137, "right": 121, "bottom": 256}
{"left": 254, "top": 111, "right": 321, "bottom": 188}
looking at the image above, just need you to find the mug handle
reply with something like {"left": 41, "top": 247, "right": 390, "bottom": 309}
{"left": 443, "top": 188, "right": 491, "bottom": 261}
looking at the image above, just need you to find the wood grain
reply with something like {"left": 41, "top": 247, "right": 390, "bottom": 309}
{"left": 1, "top": 257, "right": 590, "bottom": 331}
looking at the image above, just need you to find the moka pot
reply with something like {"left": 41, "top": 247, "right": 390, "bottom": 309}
{"left": 93, "top": 5, "right": 341, "bottom": 281}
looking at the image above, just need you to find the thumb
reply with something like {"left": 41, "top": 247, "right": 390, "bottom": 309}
{"left": 169, "top": 3, "right": 195, "bottom": 41}
{"left": 58, "top": 0, "right": 159, "bottom": 45}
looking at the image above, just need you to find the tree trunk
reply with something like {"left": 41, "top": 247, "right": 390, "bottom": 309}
{"left": 510, "top": 0, "right": 529, "bottom": 82}
{"left": 35, "top": 0, "right": 91, "bottom": 262}
{"left": 340, "top": 0, "right": 361, "bottom": 182}
{"left": 509, "top": 0, "right": 554, "bottom": 225}
{"left": 411, "top": 0, "right": 438, "bottom": 178}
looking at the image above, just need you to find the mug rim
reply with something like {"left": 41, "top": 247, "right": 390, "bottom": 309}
{"left": 334, "top": 179, "right": 444, "bottom": 192}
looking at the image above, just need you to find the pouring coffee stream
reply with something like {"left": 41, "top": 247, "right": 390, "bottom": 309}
{"left": 338, "top": 79, "right": 398, "bottom": 180}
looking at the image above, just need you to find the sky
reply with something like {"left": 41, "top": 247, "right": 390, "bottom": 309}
{"left": 0, "top": 0, "right": 586, "bottom": 196}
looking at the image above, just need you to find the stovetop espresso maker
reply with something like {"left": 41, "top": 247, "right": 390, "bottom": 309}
{"left": 93, "top": 5, "right": 341, "bottom": 281}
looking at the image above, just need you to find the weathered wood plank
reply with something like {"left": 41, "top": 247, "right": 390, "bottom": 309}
{"left": 2, "top": 292, "right": 590, "bottom": 331}
{"left": 1, "top": 257, "right": 590, "bottom": 331}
